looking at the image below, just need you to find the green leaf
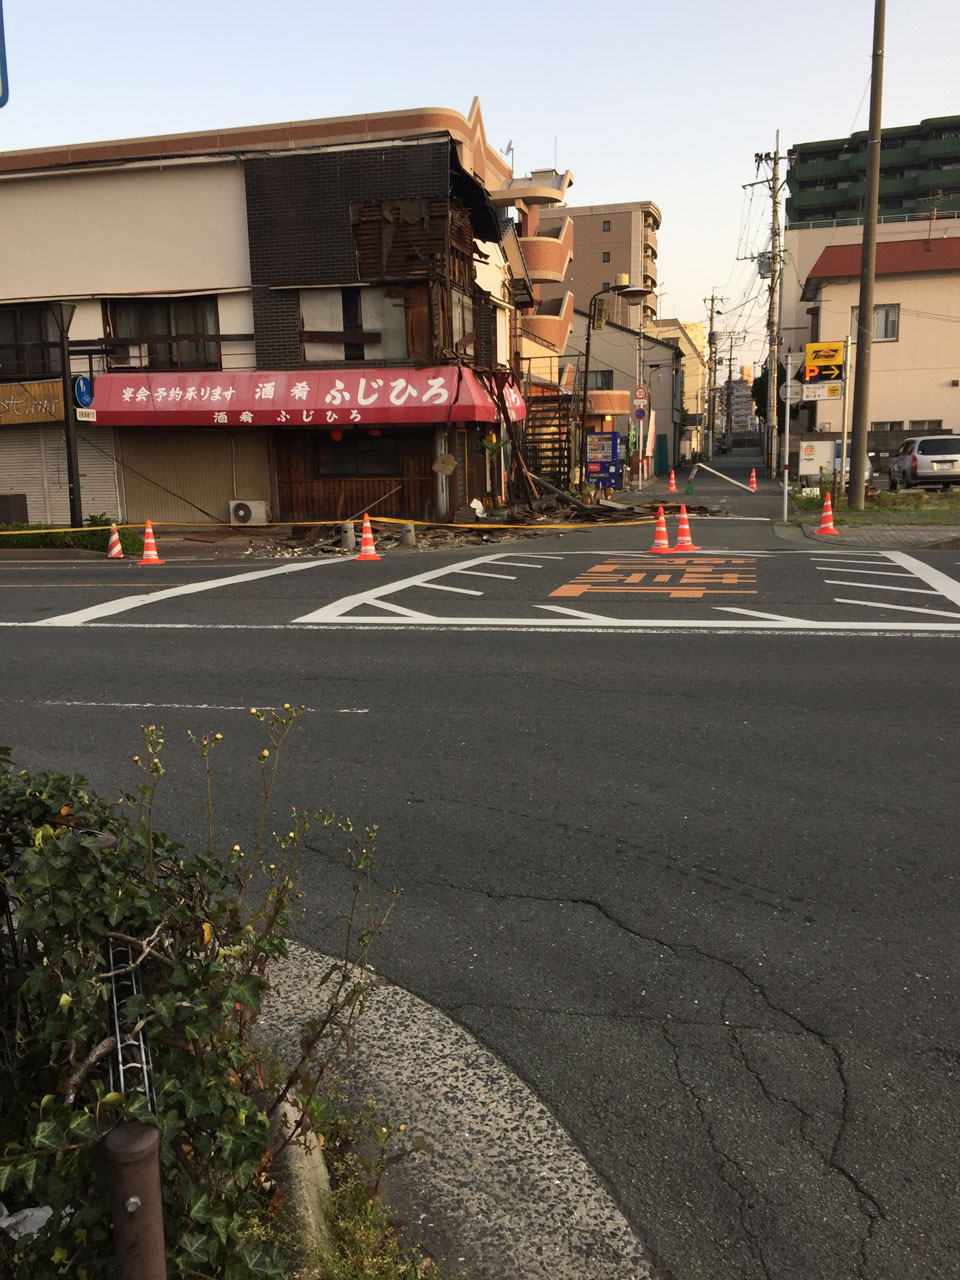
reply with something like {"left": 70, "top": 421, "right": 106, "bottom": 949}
{"left": 178, "top": 1232, "right": 209, "bottom": 1268}
{"left": 0, "top": 1163, "right": 16, "bottom": 1193}
{"left": 66, "top": 1111, "right": 98, "bottom": 1142}
{"left": 20, "top": 1156, "right": 39, "bottom": 1191}
{"left": 33, "top": 1120, "right": 65, "bottom": 1150}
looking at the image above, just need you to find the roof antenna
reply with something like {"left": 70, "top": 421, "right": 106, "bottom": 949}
{"left": 501, "top": 140, "right": 515, "bottom": 170}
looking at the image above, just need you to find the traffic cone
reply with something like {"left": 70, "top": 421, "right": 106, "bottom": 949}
{"left": 356, "top": 514, "right": 381, "bottom": 561}
{"left": 104, "top": 522, "right": 124, "bottom": 560}
{"left": 748, "top": 468, "right": 758, "bottom": 492}
{"left": 648, "top": 506, "right": 672, "bottom": 554}
{"left": 137, "top": 520, "right": 165, "bottom": 565}
{"left": 667, "top": 469, "right": 678, "bottom": 494}
{"left": 814, "top": 491, "right": 841, "bottom": 537}
{"left": 672, "top": 505, "right": 701, "bottom": 551}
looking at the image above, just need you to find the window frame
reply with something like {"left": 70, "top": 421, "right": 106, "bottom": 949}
{"left": 851, "top": 302, "right": 900, "bottom": 342}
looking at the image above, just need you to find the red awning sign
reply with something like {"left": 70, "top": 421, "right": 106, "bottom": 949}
{"left": 91, "top": 367, "right": 525, "bottom": 426}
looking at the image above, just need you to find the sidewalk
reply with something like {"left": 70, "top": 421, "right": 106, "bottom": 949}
{"left": 261, "top": 943, "right": 654, "bottom": 1280}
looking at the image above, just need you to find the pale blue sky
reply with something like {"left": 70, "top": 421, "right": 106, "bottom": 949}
{"left": 1, "top": 0, "right": 957, "bottom": 366}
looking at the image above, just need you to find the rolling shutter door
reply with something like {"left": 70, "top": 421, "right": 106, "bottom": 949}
{"left": 0, "top": 425, "right": 120, "bottom": 524}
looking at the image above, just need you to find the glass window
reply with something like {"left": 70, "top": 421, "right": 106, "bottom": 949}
{"left": 909, "top": 420, "right": 943, "bottom": 432}
{"left": 586, "top": 369, "right": 614, "bottom": 390}
{"left": 917, "top": 437, "right": 960, "bottom": 455}
{"left": 0, "top": 304, "right": 62, "bottom": 382}
{"left": 105, "top": 296, "right": 220, "bottom": 370}
{"left": 852, "top": 303, "right": 899, "bottom": 341}
{"left": 315, "top": 432, "right": 400, "bottom": 476}
{"left": 602, "top": 251, "right": 611, "bottom": 263}
{"left": 871, "top": 421, "right": 905, "bottom": 433}
{"left": 602, "top": 219, "right": 611, "bottom": 231}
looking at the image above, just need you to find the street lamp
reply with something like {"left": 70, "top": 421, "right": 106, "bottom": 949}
{"left": 578, "top": 281, "right": 651, "bottom": 485}
{"left": 46, "top": 302, "right": 83, "bottom": 528}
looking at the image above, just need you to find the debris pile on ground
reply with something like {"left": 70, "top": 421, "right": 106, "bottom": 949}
{"left": 202, "top": 492, "right": 721, "bottom": 559}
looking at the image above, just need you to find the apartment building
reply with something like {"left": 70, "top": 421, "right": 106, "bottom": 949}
{"left": 537, "top": 201, "right": 660, "bottom": 328}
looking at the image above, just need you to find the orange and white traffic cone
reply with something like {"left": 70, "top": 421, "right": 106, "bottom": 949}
{"left": 667, "top": 469, "right": 678, "bottom": 494}
{"left": 748, "top": 467, "right": 758, "bottom": 492}
{"left": 356, "top": 514, "right": 381, "bottom": 561}
{"left": 648, "top": 506, "right": 672, "bottom": 554}
{"left": 137, "top": 519, "right": 165, "bottom": 565}
{"left": 104, "top": 522, "right": 124, "bottom": 560}
{"left": 814, "top": 491, "right": 841, "bottom": 537}
{"left": 672, "top": 505, "right": 701, "bottom": 551}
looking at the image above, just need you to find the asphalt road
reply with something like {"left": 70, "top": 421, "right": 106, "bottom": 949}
{"left": 3, "top": 465, "right": 960, "bottom": 1280}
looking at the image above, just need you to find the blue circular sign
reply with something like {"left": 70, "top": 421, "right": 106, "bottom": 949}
{"left": 633, "top": 406, "right": 647, "bottom": 421}
{"left": 73, "top": 375, "right": 94, "bottom": 408}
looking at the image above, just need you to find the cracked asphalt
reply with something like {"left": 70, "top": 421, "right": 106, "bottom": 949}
{"left": 3, "top": 473, "right": 959, "bottom": 1278}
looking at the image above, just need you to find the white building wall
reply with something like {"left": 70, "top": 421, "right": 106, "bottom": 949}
{"left": 0, "top": 160, "right": 250, "bottom": 300}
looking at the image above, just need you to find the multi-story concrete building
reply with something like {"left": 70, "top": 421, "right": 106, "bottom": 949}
{"left": 0, "top": 100, "right": 573, "bottom": 526}
{"left": 786, "top": 115, "right": 960, "bottom": 225}
{"left": 537, "top": 201, "right": 660, "bottom": 328}
{"left": 782, "top": 120, "right": 960, "bottom": 450}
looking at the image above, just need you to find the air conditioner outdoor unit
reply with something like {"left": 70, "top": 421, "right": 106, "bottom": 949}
{"left": 229, "top": 499, "right": 269, "bottom": 526}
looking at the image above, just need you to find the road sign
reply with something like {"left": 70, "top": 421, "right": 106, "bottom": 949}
{"left": 73, "top": 375, "right": 94, "bottom": 408}
{"left": 805, "top": 341, "right": 844, "bottom": 366}
{"left": 633, "top": 406, "right": 647, "bottom": 421}
{"left": 801, "top": 383, "right": 843, "bottom": 402}
{"left": 0, "top": 1, "right": 8, "bottom": 109}
{"left": 779, "top": 382, "right": 803, "bottom": 404}
{"left": 633, "top": 385, "right": 648, "bottom": 403}
{"left": 803, "top": 341, "right": 845, "bottom": 383}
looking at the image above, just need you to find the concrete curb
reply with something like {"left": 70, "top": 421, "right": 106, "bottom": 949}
{"left": 260, "top": 942, "right": 654, "bottom": 1280}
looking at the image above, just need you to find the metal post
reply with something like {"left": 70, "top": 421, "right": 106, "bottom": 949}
{"left": 58, "top": 325, "right": 84, "bottom": 528}
{"left": 765, "top": 133, "right": 782, "bottom": 481}
{"left": 578, "top": 298, "right": 596, "bottom": 487}
{"left": 105, "top": 1123, "right": 167, "bottom": 1280}
{"left": 838, "top": 322, "right": 854, "bottom": 502}
{"left": 782, "top": 350, "right": 792, "bottom": 522}
{"left": 849, "top": 0, "right": 885, "bottom": 510}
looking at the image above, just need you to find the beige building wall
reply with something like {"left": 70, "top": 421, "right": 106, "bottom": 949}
{"left": 782, "top": 220, "right": 960, "bottom": 432}
{"left": 538, "top": 202, "right": 660, "bottom": 327}
{"left": 806, "top": 274, "right": 960, "bottom": 431}
{"left": 649, "top": 318, "right": 706, "bottom": 420}
{"left": 0, "top": 160, "right": 251, "bottom": 300}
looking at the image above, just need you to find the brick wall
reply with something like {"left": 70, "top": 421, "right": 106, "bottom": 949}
{"left": 244, "top": 141, "right": 452, "bottom": 368}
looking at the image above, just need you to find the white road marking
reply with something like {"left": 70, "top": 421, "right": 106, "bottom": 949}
{"left": 885, "top": 550, "right": 960, "bottom": 606}
{"left": 833, "top": 598, "right": 960, "bottom": 619}
{"left": 292, "top": 552, "right": 507, "bottom": 623}
{"left": 3, "top": 619, "right": 960, "bottom": 633}
{"left": 364, "top": 599, "right": 433, "bottom": 618}
{"left": 488, "top": 560, "right": 546, "bottom": 568}
{"left": 823, "top": 580, "right": 938, "bottom": 595}
{"left": 33, "top": 699, "right": 317, "bottom": 712}
{"left": 31, "top": 557, "right": 355, "bottom": 627}
{"left": 419, "top": 581, "right": 484, "bottom": 596}
{"left": 451, "top": 570, "right": 517, "bottom": 580}
{"left": 814, "top": 567, "right": 914, "bottom": 577}
{"left": 715, "top": 607, "right": 803, "bottom": 623}
{"left": 535, "top": 604, "right": 616, "bottom": 621}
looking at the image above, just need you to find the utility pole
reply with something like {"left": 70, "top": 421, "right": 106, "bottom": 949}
{"left": 725, "top": 335, "right": 736, "bottom": 441}
{"left": 848, "top": 0, "right": 886, "bottom": 510}
{"left": 764, "top": 135, "right": 782, "bottom": 478}
{"left": 705, "top": 292, "right": 722, "bottom": 458}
